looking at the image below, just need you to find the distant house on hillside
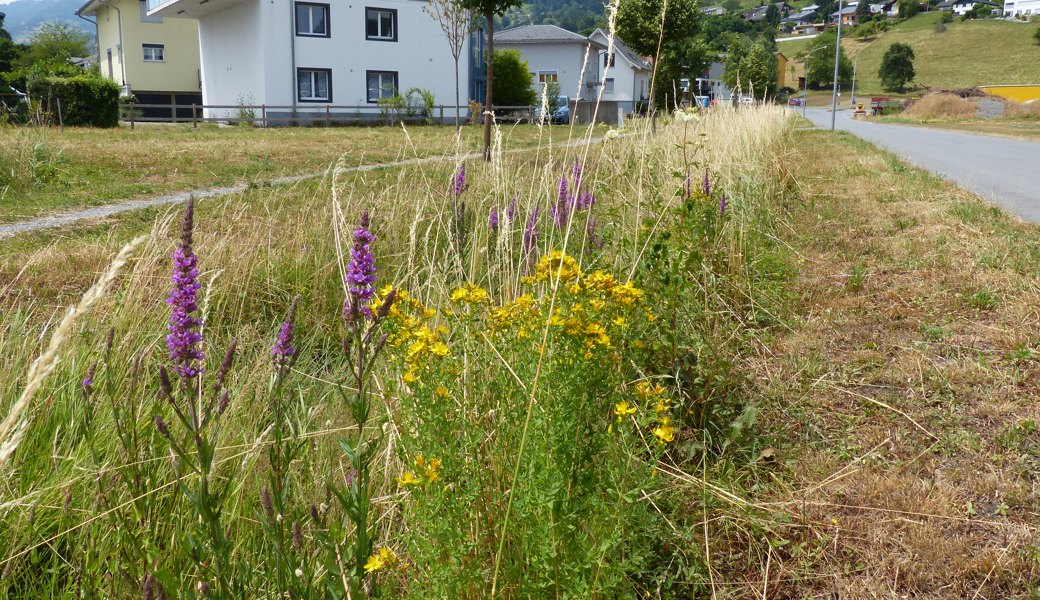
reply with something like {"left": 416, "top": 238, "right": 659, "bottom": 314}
{"left": 780, "top": 7, "right": 819, "bottom": 32}
{"left": 830, "top": 5, "right": 860, "bottom": 24}
{"left": 947, "top": 0, "right": 1000, "bottom": 13}
{"left": 742, "top": 1, "right": 794, "bottom": 22}
{"left": 869, "top": 0, "right": 899, "bottom": 15}
{"left": 145, "top": 0, "right": 467, "bottom": 123}
{"left": 496, "top": 24, "right": 604, "bottom": 102}
{"left": 76, "top": 0, "right": 202, "bottom": 119}
{"left": 1004, "top": 0, "right": 1040, "bottom": 15}
{"left": 701, "top": 5, "right": 728, "bottom": 15}
{"left": 587, "top": 28, "right": 651, "bottom": 113}
{"left": 695, "top": 61, "right": 731, "bottom": 103}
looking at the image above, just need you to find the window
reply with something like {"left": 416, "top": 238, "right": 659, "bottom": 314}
{"left": 366, "top": 8, "right": 397, "bottom": 41}
{"left": 140, "top": 0, "right": 162, "bottom": 23}
{"left": 296, "top": 2, "right": 330, "bottom": 37}
{"left": 367, "top": 70, "right": 398, "bottom": 102}
{"left": 604, "top": 78, "right": 614, "bottom": 93}
{"left": 603, "top": 52, "right": 615, "bottom": 67}
{"left": 298, "top": 68, "right": 332, "bottom": 102}
{"left": 538, "top": 71, "right": 558, "bottom": 84}
{"left": 143, "top": 44, "right": 164, "bottom": 62}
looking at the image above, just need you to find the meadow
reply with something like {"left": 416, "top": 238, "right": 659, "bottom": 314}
{"left": 0, "top": 108, "right": 795, "bottom": 598}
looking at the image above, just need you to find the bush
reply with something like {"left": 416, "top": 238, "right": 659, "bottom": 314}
{"left": 1034, "top": 25, "right": 1040, "bottom": 45}
{"left": 902, "top": 93, "right": 976, "bottom": 119}
{"left": 492, "top": 49, "right": 537, "bottom": 107}
{"left": 879, "top": 42, "right": 915, "bottom": 92}
{"left": 941, "top": 9, "right": 954, "bottom": 22}
{"left": 403, "top": 87, "right": 436, "bottom": 124}
{"left": 27, "top": 74, "right": 120, "bottom": 127}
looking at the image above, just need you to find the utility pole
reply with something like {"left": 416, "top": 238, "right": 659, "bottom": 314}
{"left": 803, "top": 45, "right": 829, "bottom": 119}
{"left": 830, "top": 0, "right": 843, "bottom": 131}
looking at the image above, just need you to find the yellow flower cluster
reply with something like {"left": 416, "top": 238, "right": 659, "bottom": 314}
{"left": 372, "top": 286, "right": 452, "bottom": 383}
{"left": 635, "top": 381, "right": 678, "bottom": 444}
{"left": 489, "top": 294, "right": 540, "bottom": 339}
{"left": 397, "top": 454, "right": 442, "bottom": 487}
{"left": 364, "top": 547, "right": 399, "bottom": 573}
{"left": 527, "top": 251, "right": 582, "bottom": 284}
{"left": 450, "top": 283, "right": 490, "bottom": 304}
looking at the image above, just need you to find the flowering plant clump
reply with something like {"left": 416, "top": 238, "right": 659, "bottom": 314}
{"left": 166, "top": 197, "right": 204, "bottom": 379}
{"left": 344, "top": 212, "right": 377, "bottom": 325}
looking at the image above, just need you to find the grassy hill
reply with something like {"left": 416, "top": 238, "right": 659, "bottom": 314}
{"left": 779, "top": 13, "right": 1040, "bottom": 96}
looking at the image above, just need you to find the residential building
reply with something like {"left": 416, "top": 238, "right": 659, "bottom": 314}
{"left": 947, "top": 0, "right": 1000, "bottom": 13}
{"left": 780, "top": 7, "right": 819, "bottom": 32}
{"left": 695, "top": 61, "right": 731, "bottom": 104}
{"left": 76, "top": 0, "right": 202, "bottom": 118}
{"left": 146, "top": 0, "right": 468, "bottom": 123}
{"left": 776, "top": 51, "right": 788, "bottom": 89}
{"left": 587, "top": 28, "right": 651, "bottom": 113}
{"left": 700, "top": 5, "right": 728, "bottom": 15}
{"left": 1004, "top": 0, "right": 1040, "bottom": 15}
{"left": 742, "top": 1, "right": 794, "bottom": 22}
{"left": 830, "top": 5, "right": 860, "bottom": 24}
{"left": 495, "top": 24, "right": 605, "bottom": 102}
{"left": 869, "top": 0, "right": 899, "bottom": 16}
{"left": 792, "top": 22, "right": 828, "bottom": 34}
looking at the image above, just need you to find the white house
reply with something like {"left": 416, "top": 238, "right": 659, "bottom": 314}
{"left": 146, "top": 0, "right": 468, "bottom": 123}
{"left": 587, "top": 29, "right": 651, "bottom": 113}
{"left": 1003, "top": 0, "right": 1040, "bottom": 14}
{"left": 495, "top": 24, "right": 605, "bottom": 102}
{"left": 948, "top": 0, "right": 1000, "bottom": 14}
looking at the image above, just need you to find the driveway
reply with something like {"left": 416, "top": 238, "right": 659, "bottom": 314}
{"left": 802, "top": 107, "right": 1040, "bottom": 222}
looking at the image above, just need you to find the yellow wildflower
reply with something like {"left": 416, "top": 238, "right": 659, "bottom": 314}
{"left": 425, "top": 457, "right": 442, "bottom": 483}
{"left": 614, "top": 401, "right": 637, "bottom": 421}
{"left": 533, "top": 251, "right": 582, "bottom": 283}
{"left": 397, "top": 470, "right": 422, "bottom": 486}
{"left": 364, "top": 547, "right": 398, "bottom": 573}
{"left": 450, "top": 283, "right": 490, "bottom": 304}
{"left": 653, "top": 417, "right": 678, "bottom": 443}
{"left": 435, "top": 385, "right": 450, "bottom": 397}
{"left": 430, "top": 341, "right": 450, "bottom": 357}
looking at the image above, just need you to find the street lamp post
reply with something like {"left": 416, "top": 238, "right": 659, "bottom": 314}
{"left": 803, "top": 45, "right": 829, "bottom": 118}
{"left": 830, "top": 0, "right": 844, "bottom": 130}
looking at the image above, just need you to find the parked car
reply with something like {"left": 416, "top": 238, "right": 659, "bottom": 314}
{"left": 788, "top": 97, "right": 805, "bottom": 107}
{"left": 533, "top": 95, "right": 570, "bottom": 124}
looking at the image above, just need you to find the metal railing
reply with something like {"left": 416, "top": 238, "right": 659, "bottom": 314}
{"left": 119, "top": 103, "right": 540, "bottom": 127}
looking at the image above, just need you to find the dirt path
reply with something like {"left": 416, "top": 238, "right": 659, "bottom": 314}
{"left": 728, "top": 130, "right": 1040, "bottom": 598}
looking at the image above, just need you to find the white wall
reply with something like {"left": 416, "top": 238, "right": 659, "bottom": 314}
{"left": 497, "top": 42, "right": 598, "bottom": 101}
{"left": 196, "top": 0, "right": 468, "bottom": 121}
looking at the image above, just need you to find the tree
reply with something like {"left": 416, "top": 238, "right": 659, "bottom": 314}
{"left": 616, "top": 0, "right": 706, "bottom": 107}
{"left": 19, "top": 22, "right": 92, "bottom": 68}
{"left": 1034, "top": 25, "right": 1040, "bottom": 45}
{"left": 425, "top": 0, "right": 472, "bottom": 128}
{"left": 855, "top": 0, "right": 872, "bottom": 18}
{"left": 722, "top": 36, "right": 778, "bottom": 99}
{"left": 804, "top": 29, "right": 853, "bottom": 88}
{"left": 897, "top": 0, "right": 919, "bottom": 19}
{"left": 878, "top": 42, "right": 914, "bottom": 91}
{"left": 765, "top": 3, "right": 781, "bottom": 26}
{"left": 457, "top": 0, "right": 525, "bottom": 161}
{"left": 491, "top": 49, "right": 536, "bottom": 106}
{"left": 0, "top": 14, "right": 22, "bottom": 75}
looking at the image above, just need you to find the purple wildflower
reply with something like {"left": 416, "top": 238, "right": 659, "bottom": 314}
{"left": 585, "top": 218, "right": 605, "bottom": 253}
{"left": 703, "top": 171, "right": 711, "bottom": 196}
{"left": 344, "top": 212, "right": 376, "bottom": 324}
{"left": 453, "top": 163, "right": 466, "bottom": 198}
{"left": 572, "top": 160, "right": 583, "bottom": 188}
{"left": 720, "top": 194, "right": 727, "bottom": 217}
{"left": 523, "top": 207, "right": 540, "bottom": 271}
{"left": 576, "top": 190, "right": 596, "bottom": 210}
{"left": 272, "top": 322, "right": 296, "bottom": 365}
{"left": 82, "top": 363, "right": 96, "bottom": 397}
{"left": 166, "top": 198, "right": 204, "bottom": 379}
{"left": 551, "top": 177, "right": 574, "bottom": 228}
{"left": 489, "top": 206, "right": 500, "bottom": 232}
{"left": 506, "top": 196, "right": 518, "bottom": 221}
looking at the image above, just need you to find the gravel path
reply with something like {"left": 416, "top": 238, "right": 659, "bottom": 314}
{"left": 0, "top": 136, "right": 607, "bottom": 241}
{"left": 803, "top": 107, "right": 1040, "bottom": 222}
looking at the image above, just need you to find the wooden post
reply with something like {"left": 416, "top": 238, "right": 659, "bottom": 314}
{"left": 56, "top": 97, "right": 63, "bottom": 131}
{"left": 171, "top": 93, "right": 176, "bottom": 122}
{"left": 130, "top": 106, "right": 135, "bottom": 130}
{"left": 262, "top": 104, "right": 267, "bottom": 127}
{"left": 439, "top": 104, "right": 444, "bottom": 124}
{"left": 192, "top": 103, "right": 198, "bottom": 128}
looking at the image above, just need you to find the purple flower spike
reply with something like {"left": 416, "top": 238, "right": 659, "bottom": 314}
{"left": 557, "top": 176, "right": 568, "bottom": 205}
{"left": 506, "top": 196, "right": 518, "bottom": 221}
{"left": 166, "top": 198, "right": 204, "bottom": 379}
{"left": 703, "top": 171, "right": 711, "bottom": 197}
{"left": 453, "top": 163, "right": 466, "bottom": 198}
{"left": 344, "top": 212, "right": 377, "bottom": 324}
{"left": 572, "top": 160, "right": 583, "bottom": 187}
{"left": 272, "top": 322, "right": 296, "bottom": 366}
{"left": 523, "top": 207, "right": 540, "bottom": 272}
{"left": 489, "top": 206, "right": 500, "bottom": 232}
{"left": 577, "top": 190, "right": 595, "bottom": 210}
{"left": 720, "top": 194, "right": 727, "bottom": 217}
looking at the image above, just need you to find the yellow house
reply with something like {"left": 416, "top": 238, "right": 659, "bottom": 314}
{"left": 76, "top": 0, "right": 202, "bottom": 118}
{"left": 776, "top": 51, "right": 788, "bottom": 89}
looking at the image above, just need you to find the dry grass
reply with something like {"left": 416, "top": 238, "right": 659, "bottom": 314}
{"left": 709, "top": 130, "right": 1040, "bottom": 598}
{"left": 1004, "top": 101, "right": 1040, "bottom": 119}
{"left": 901, "top": 93, "right": 978, "bottom": 120}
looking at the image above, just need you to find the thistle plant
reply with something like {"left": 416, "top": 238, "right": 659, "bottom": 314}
{"left": 155, "top": 198, "right": 243, "bottom": 597}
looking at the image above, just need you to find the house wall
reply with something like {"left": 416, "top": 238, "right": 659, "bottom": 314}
{"left": 91, "top": 0, "right": 201, "bottom": 94}
{"left": 1004, "top": 0, "right": 1040, "bottom": 14}
{"left": 180, "top": 0, "right": 467, "bottom": 121}
{"left": 587, "top": 31, "right": 650, "bottom": 111}
{"left": 497, "top": 42, "right": 598, "bottom": 101}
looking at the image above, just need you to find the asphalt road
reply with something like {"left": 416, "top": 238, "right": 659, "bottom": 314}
{"left": 802, "top": 107, "right": 1040, "bottom": 222}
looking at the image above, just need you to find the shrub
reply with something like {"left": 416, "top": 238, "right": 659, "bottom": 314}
{"left": 26, "top": 74, "right": 120, "bottom": 127}
{"left": 901, "top": 93, "right": 976, "bottom": 119}
{"left": 403, "top": 87, "right": 436, "bottom": 124}
{"left": 879, "top": 42, "right": 915, "bottom": 92}
{"left": 1034, "top": 24, "right": 1040, "bottom": 45}
{"left": 492, "top": 49, "right": 537, "bottom": 107}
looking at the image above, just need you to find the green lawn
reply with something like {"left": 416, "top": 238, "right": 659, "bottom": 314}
{"left": 0, "top": 123, "right": 582, "bottom": 224}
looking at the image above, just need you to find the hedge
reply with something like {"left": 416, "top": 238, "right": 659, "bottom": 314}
{"left": 27, "top": 75, "right": 121, "bottom": 128}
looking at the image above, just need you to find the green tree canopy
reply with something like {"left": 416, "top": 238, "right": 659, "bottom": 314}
{"left": 804, "top": 29, "right": 853, "bottom": 89}
{"left": 491, "top": 49, "right": 536, "bottom": 106}
{"left": 878, "top": 42, "right": 915, "bottom": 91}
{"left": 617, "top": 0, "right": 707, "bottom": 106}
{"left": 722, "top": 36, "right": 778, "bottom": 99}
{"left": 897, "top": 0, "right": 920, "bottom": 19}
{"left": 19, "top": 22, "right": 91, "bottom": 69}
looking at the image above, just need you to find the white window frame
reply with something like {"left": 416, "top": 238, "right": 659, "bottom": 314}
{"left": 366, "top": 7, "right": 397, "bottom": 41}
{"left": 143, "top": 44, "right": 164, "bottom": 62}
{"left": 538, "top": 71, "right": 558, "bottom": 84}
{"left": 295, "top": 2, "right": 330, "bottom": 37}
{"left": 298, "top": 68, "right": 332, "bottom": 102}
{"left": 367, "top": 70, "right": 399, "bottom": 102}
{"left": 604, "top": 78, "right": 615, "bottom": 93}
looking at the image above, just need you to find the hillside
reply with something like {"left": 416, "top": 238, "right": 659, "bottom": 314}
{"left": 0, "top": 0, "right": 89, "bottom": 42}
{"left": 780, "top": 13, "right": 1040, "bottom": 96}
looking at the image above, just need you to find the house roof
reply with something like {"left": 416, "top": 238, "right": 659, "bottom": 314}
{"left": 75, "top": 0, "right": 102, "bottom": 16}
{"left": 831, "top": 5, "right": 858, "bottom": 15}
{"left": 496, "top": 24, "right": 603, "bottom": 46}
{"left": 589, "top": 29, "right": 652, "bottom": 70}
{"left": 781, "top": 8, "right": 819, "bottom": 22}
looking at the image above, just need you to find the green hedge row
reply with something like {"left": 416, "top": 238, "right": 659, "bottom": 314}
{"left": 27, "top": 75, "right": 120, "bottom": 128}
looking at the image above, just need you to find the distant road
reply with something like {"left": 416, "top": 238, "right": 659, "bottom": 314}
{"left": 802, "top": 108, "right": 1040, "bottom": 222}
{"left": 777, "top": 33, "right": 819, "bottom": 42}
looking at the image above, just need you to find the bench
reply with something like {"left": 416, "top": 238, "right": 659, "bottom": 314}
{"left": 870, "top": 97, "right": 902, "bottom": 116}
